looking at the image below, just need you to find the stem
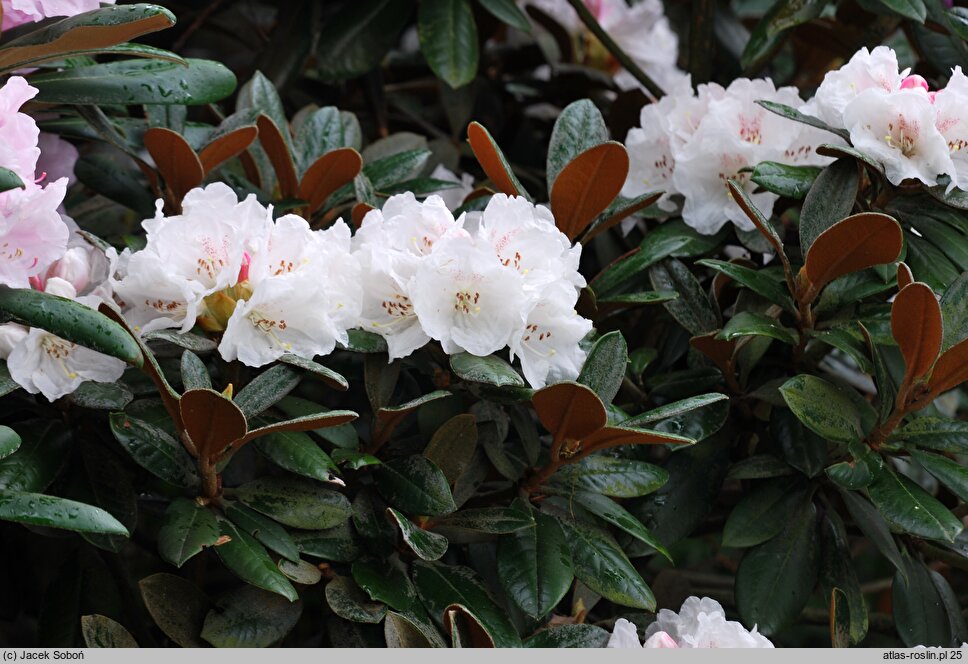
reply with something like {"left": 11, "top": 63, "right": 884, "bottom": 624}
{"left": 564, "top": 0, "right": 666, "bottom": 99}
{"left": 198, "top": 452, "right": 219, "bottom": 499}
{"left": 688, "top": 0, "right": 716, "bottom": 85}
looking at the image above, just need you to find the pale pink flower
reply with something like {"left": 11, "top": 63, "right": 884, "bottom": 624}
{"left": 2, "top": 0, "right": 116, "bottom": 31}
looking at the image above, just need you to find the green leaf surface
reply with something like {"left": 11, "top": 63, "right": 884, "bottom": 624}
{"left": 139, "top": 573, "right": 210, "bottom": 648}
{"left": 157, "top": 498, "right": 220, "bottom": 568}
{"left": 799, "top": 159, "right": 860, "bottom": 252}
{"left": 201, "top": 585, "right": 302, "bottom": 647}
{"left": 751, "top": 161, "right": 821, "bottom": 199}
{"left": 779, "top": 375, "right": 863, "bottom": 444}
{"left": 577, "top": 331, "right": 628, "bottom": 405}
{"left": 235, "top": 364, "right": 301, "bottom": 419}
{"left": 0, "top": 490, "right": 129, "bottom": 535}
{"left": 892, "top": 417, "right": 968, "bottom": 453}
{"left": 548, "top": 455, "right": 667, "bottom": 498}
{"left": 214, "top": 521, "right": 298, "bottom": 601}
{"left": 388, "top": 507, "right": 449, "bottom": 560}
{"left": 867, "top": 465, "right": 964, "bottom": 542}
{"left": 235, "top": 477, "right": 351, "bottom": 530}
{"left": 31, "top": 58, "right": 237, "bottom": 105}
{"left": 108, "top": 413, "right": 199, "bottom": 489}
{"left": 224, "top": 501, "right": 300, "bottom": 563}
{"left": 736, "top": 498, "right": 819, "bottom": 636}
{"left": 723, "top": 479, "right": 808, "bottom": 548}
{"left": 719, "top": 311, "right": 798, "bottom": 344}
{"left": 81, "top": 615, "right": 138, "bottom": 648}
{"left": 546, "top": 99, "right": 608, "bottom": 191}
{"left": 316, "top": 0, "right": 413, "bottom": 81}
{"left": 649, "top": 258, "right": 720, "bottom": 336}
{"left": 418, "top": 0, "right": 479, "bottom": 88}
{"left": 0, "top": 287, "right": 141, "bottom": 365}
{"left": 254, "top": 430, "right": 337, "bottom": 483}
{"left": 373, "top": 455, "right": 456, "bottom": 516}
{"left": 325, "top": 576, "right": 387, "bottom": 624}
{"left": 557, "top": 516, "right": 655, "bottom": 610}
{"left": 698, "top": 260, "right": 794, "bottom": 311}
{"left": 449, "top": 352, "right": 524, "bottom": 387}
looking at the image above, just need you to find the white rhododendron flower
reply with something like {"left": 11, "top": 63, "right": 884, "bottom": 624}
{"left": 0, "top": 77, "right": 42, "bottom": 182}
{"left": 355, "top": 192, "right": 461, "bottom": 257}
{"left": 410, "top": 232, "right": 528, "bottom": 356}
{"left": 0, "top": 181, "right": 70, "bottom": 288}
{"left": 803, "top": 46, "right": 907, "bottom": 126}
{"left": 607, "top": 597, "right": 774, "bottom": 648}
{"left": 842, "top": 88, "right": 954, "bottom": 186}
{"left": 6, "top": 278, "right": 125, "bottom": 402}
{"left": 36, "top": 132, "right": 80, "bottom": 187}
{"left": 521, "top": 0, "right": 687, "bottom": 95}
{"left": 932, "top": 66, "right": 968, "bottom": 191}
{"left": 624, "top": 77, "right": 829, "bottom": 234}
{"left": 1, "top": 0, "right": 116, "bottom": 30}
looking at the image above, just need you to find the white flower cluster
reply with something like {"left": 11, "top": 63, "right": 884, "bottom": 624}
{"left": 112, "top": 183, "right": 362, "bottom": 369}
{"left": 803, "top": 46, "right": 968, "bottom": 191}
{"left": 355, "top": 192, "right": 591, "bottom": 388}
{"left": 521, "top": 0, "right": 686, "bottom": 94}
{"left": 607, "top": 597, "right": 775, "bottom": 648}
{"left": 621, "top": 77, "right": 832, "bottom": 235}
{"left": 110, "top": 186, "right": 591, "bottom": 390}
{"left": 0, "top": 76, "right": 123, "bottom": 402}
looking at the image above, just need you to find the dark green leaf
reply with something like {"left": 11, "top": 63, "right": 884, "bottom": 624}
{"left": 214, "top": 521, "right": 298, "bottom": 601}
{"left": 224, "top": 501, "right": 300, "bottom": 563}
{"left": 0, "top": 287, "right": 141, "bottom": 365}
{"left": 736, "top": 498, "right": 819, "bottom": 636}
{"left": 757, "top": 101, "right": 850, "bottom": 142}
{"left": 316, "top": 0, "right": 413, "bottom": 81}
{"left": 875, "top": 0, "right": 927, "bottom": 20}
{"left": 779, "top": 375, "right": 863, "bottom": 444}
{"left": 364, "top": 149, "right": 432, "bottom": 191}
{"left": 157, "top": 498, "right": 220, "bottom": 568}
{"left": 892, "top": 417, "right": 968, "bottom": 453}
{"left": 81, "top": 615, "right": 138, "bottom": 648}
{"left": 424, "top": 414, "right": 478, "bottom": 484}
{"left": 723, "top": 479, "right": 808, "bottom": 548}
{"left": 726, "top": 454, "right": 794, "bottom": 480}
{"left": 388, "top": 507, "right": 449, "bottom": 560}
{"left": 772, "top": 407, "right": 828, "bottom": 478}
{"left": 800, "top": 159, "right": 859, "bottom": 252}
{"left": 279, "top": 354, "right": 348, "bottom": 391}
{"left": 572, "top": 491, "right": 670, "bottom": 560}
{"left": 557, "top": 516, "right": 655, "bottom": 610}
{"left": 235, "top": 365, "right": 300, "bottom": 419}
{"left": 477, "top": 0, "right": 531, "bottom": 31}
{"left": 180, "top": 351, "right": 211, "bottom": 391}
{"left": 819, "top": 512, "right": 868, "bottom": 645}
{"left": 293, "top": 523, "right": 360, "bottom": 562}
{"left": 577, "top": 331, "right": 628, "bottom": 405}
{"left": 0, "top": 426, "right": 21, "bottom": 461}
{"left": 373, "top": 455, "right": 456, "bottom": 516}
{"left": 235, "top": 476, "right": 351, "bottom": 530}
{"left": 449, "top": 353, "right": 524, "bottom": 387}
{"left": 412, "top": 560, "right": 522, "bottom": 647}
{"left": 719, "top": 311, "right": 798, "bottom": 345}
{"left": 894, "top": 551, "right": 950, "bottom": 647}
{"left": 751, "top": 161, "right": 821, "bottom": 199}
{"left": 546, "top": 99, "right": 607, "bottom": 191}
{"left": 326, "top": 576, "right": 387, "bottom": 624}
{"left": 0, "top": 490, "right": 129, "bottom": 535}
{"left": 139, "top": 573, "right": 210, "bottom": 648}
{"left": 108, "top": 413, "right": 199, "bottom": 489}
{"left": 839, "top": 489, "right": 905, "bottom": 573}
{"left": 524, "top": 624, "right": 609, "bottom": 648}
{"left": 201, "top": 586, "right": 302, "bottom": 647}
{"left": 32, "top": 59, "right": 237, "bottom": 105}
{"left": 254, "top": 430, "right": 337, "bottom": 483}
{"left": 649, "top": 258, "right": 720, "bottom": 335}
{"left": 548, "top": 455, "right": 667, "bottom": 498}
{"left": 867, "top": 465, "right": 964, "bottom": 541}
{"left": 352, "top": 560, "right": 417, "bottom": 612}
{"left": 940, "top": 271, "right": 968, "bottom": 352}
{"left": 70, "top": 381, "right": 133, "bottom": 410}
{"left": 911, "top": 449, "right": 968, "bottom": 502}
{"left": 698, "top": 260, "right": 794, "bottom": 311}
{"left": 0, "top": 167, "right": 25, "bottom": 194}
{"left": 0, "top": 422, "right": 68, "bottom": 492}
{"left": 430, "top": 507, "right": 533, "bottom": 540}
{"left": 418, "top": 0, "right": 479, "bottom": 88}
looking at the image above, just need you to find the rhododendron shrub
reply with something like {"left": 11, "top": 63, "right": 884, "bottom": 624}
{"left": 2, "top": 0, "right": 968, "bottom": 652}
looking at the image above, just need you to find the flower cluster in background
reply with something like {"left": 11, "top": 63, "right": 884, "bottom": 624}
{"left": 804, "top": 45, "right": 968, "bottom": 191}
{"left": 521, "top": 0, "right": 686, "bottom": 94}
{"left": 621, "top": 77, "right": 831, "bottom": 235}
{"left": 607, "top": 597, "right": 775, "bottom": 648}
{"left": 109, "top": 187, "right": 591, "bottom": 393}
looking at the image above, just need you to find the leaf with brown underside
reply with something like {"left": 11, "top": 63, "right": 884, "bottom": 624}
{"left": 801, "top": 212, "right": 903, "bottom": 300}
{"left": 298, "top": 148, "right": 363, "bottom": 214}
{"left": 582, "top": 191, "right": 661, "bottom": 243}
{"left": 445, "top": 604, "right": 496, "bottom": 648}
{"left": 892, "top": 282, "right": 942, "bottom": 387}
{"left": 897, "top": 262, "right": 914, "bottom": 290}
{"left": 727, "top": 179, "right": 787, "bottom": 263}
{"left": 551, "top": 142, "right": 629, "bottom": 241}
{"left": 179, "top": 389, "right": 247, "bottom": 460}
{"left": 352, "top": 203, "right": 374, "bottom": 228}
{"left": 143, "top": 127, "right": 204, "bottom": 203}
{"left": 256, "top": 114, "right": 299, "bottom": 199}
{"left": 531, "top": 382, "right": 608, "bottom": 443}
{"left": 239, "top": 410, "right": 358, "bottom": 447}
{"left": 928, "top": 337, "right": 968, "bottom": 397}
{"left": 0, "top": 5, "right": 176, "bottom": 71}
{"left": 467, "top": 122, "right": 529, "bottom": 200}
{"left": 198, "top": 126, "right": 258, "bottom": 175}
{"left": 576, "top": 426, "right": 693, "bottom": 460}
{"left": 690, "top": 332, "right": 737, "bottom": 377}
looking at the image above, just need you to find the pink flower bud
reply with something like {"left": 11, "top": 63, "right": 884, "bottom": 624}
{"left": 237, "top": 251, "right": 252, "bottom": 283}
{"left": 45, "top": 247, "right": 91, "bottom": 294}
{"left": 901, "top": 75, "right": 930, "bottom": 93}
{"left": 644, "top": 631, "right": 679, "bottom": 648}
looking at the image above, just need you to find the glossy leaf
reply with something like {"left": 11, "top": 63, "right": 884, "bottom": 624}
{"left": 81, "top": 615, "right": 138, "bottom": 648}
{"left": 139, "top": 573, "right": 210, "bottom": 648}
{"left": 799, "top": 159, "right": 860, "bottom": 251}
{"left": 551, "top": 142, "right": 629, "bottom": 241}
{"left": 548, "top": 455, "right": 667, "bottom": 498}
{"left": 214, "top": 521, "right": 298, "bottom": 601}
{"left": 143, "top": 127, "right": 204, "bottom": 202}
{"left": 180, "top": 388, "right": 247, "bottom": 459}
{"left": 751, "top": 161, "right": 821, "bottom": 199}
{"left": 373, "top": 455, "right": 456, "bottom": 516}
{"left": 449, "top": 352, "right": 524, "bottom": 387}
{"left": 108, "top": 413, "right": 198, "bottom": 488}
{"left": 649, "top": 258, "right": 720, "bottom": 336}
{"left": 892, "top": 283, "right": 942, "bottom": 385}
{"left": 423, "top": 414, "right": 478, "bottom": 484}
{"left": 224, "top": 501, "right": 300, "bottom": 563}
{"left": 387, "top": 507, "right": 449, "bottom": 560}
{"left": 779, "top": 375, "right": 863, "bottom": 444}
{"left": 418, "top": 0, "right": 479, "bottom": 89}
{"left": 531, "top": 381, "right": 607, "bottom": 442}
{"left": 0, "top": 490, "right": 128, "bottom": 535}
{"left": 325, "top": 576, "right": 387, "bottom": 624}
{"left": 867, "top": 465, "right": 963, "bottom": 541}
{"left": 547, "top": 99, "right": 607, "bottom": 191}
{"left": 157, "top": 498, "right": 220, "bottom": 568}
{"left": 201, "top": 586, "right": 302, "bottom": 647}
{"left": 254, "top": 430, "right": 337, "bottom": 483}
{"left": 467, "top": 122, "right": 529, "bottom": 199}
